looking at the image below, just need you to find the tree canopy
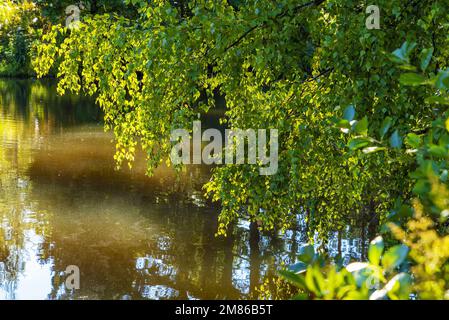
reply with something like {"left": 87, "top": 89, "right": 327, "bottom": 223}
{"left": 33, "top": 0, "right": 449, "bottom": 248}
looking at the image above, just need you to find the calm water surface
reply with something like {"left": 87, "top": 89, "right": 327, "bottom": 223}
{"left": 0, "top": 79, "right": 361, "bottom": 300}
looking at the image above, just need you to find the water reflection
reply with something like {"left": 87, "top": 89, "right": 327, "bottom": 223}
{"left": 0, "top": 79, "right": 362, "bottom": 300}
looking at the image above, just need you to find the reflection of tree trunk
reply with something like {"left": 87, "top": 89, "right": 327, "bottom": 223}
{"left": 290, "top": 214, "right": 299, "bottom": 259}
{"left": 338, "top": 231, "right": 342, "bottom": 256}
{"left": 305, "top": 209, "right": 310, "bottom": 234}
{"left": 367, "top": 200, "right": 379, "bottom": 242}
{"left": 200, "top": 214, "right": 216, "bottom": 297}
{"left": 290, "top": 229, "right": 298, "bottom": 260}
{"left": 223, "top": 226, "right": 235, "bottom": 298}
{"left": 249, "top": 221, "right": 260, "bottom": 295}
{"left": 361, "top": 218, "right": 366, "bottom": 260}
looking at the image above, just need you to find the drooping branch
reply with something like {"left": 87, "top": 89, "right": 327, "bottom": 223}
{"left": 224, "top": 0, "right": 327, "bottom": 53}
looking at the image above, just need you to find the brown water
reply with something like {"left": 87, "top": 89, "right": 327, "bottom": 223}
{"left": 0, "top": 79, "right": 362, "bottom": 300}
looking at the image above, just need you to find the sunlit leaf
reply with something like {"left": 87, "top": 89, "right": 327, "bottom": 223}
{"left": 399, "top": 73, "right": 427, "bottom": 86}
{"left": 382, "top": 245, "right": 409, "bottom": 270}
{"left": 368, "top": 236, "right": 384, "bottom": 265}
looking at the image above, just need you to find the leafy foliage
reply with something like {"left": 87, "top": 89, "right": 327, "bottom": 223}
{"left": 0, "top": 0, "right": 44, "bottom": 76}
{"left": 279, "top": 42, "right": 449, "bottom": 300}
{"left": 279, "top": 240, "right": 411, "bottom": 300}
{"left": 32, "top": 1, "right": 449, "bottom": 241}
{"left": 391, "top": 199, "right": 449, "bottom": 300}
{"left": 7, "top": 0, "right": 447, "bottom": 300}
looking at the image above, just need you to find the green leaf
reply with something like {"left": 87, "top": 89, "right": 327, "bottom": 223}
{"left": 291, "top": 293, "right": 309, "bottom": 300}
{"left": 346, "top": 262, "right": 369, "bottom": 273}
{"left": 297, "top": 245, "right": 315, "bottom": 264}
{"left": 385, "top": 273, "right": 412, "bottom": 300}
{"left": 343, "top": 105, "right": 356, "bottom": 121}
{"left": 305, "top": 265, "right": 320, "bottom": 295}
{"left": 392, "top": 41, "right": 416, "bottom": 64}
{"left": 428, "top": 145, "right": 447, "bottom": 158}
{"left": 289, "top": 262, "right": 308, "bottom": 274}
{"left": 390, "top": 130, "right": 402, "bottom": 149}
{"left": 425, "top": 96, "right": 449, "bottom": 105}
{"left": 399, "top": 73, "right": 427, "bottom": 86}
{"left": 413, "top": 179, "right": 430, "bottom": 195}
{"left": 311, "top": 265, "right": 325, "bottom": 294}
{"left": 379, "top": 117, "right": 392, "bottom": 139}
{"left": 382, "top": 245, "right": 409, "bottom": 270}
{"left": 405, "top": 133, "right": 422, "bottom": 149}
{"left": 354, "top": 116, "right": 368, "bottom": 135}
{"left": 346, "top": 262, "right": 372, "bottom": 287}
{"left": 348, "top": 137, "right": 371, "bottom": 150}
{"left": 368, "top": 236, "right": 384, "bottom": 265}
{"left": 278, "top": 270, "right": 306, "bottom": 288}
{"left": 336, "top": 119, "right": 351, "bottom": 130}
{"left": 420, "top": 47, "right": 433, "bottom": 71}
{"left": 435, "top": 69, "right": 449, "bottom": 90}
{"left": 369, "top": 289, "right": 388, "bottom": 300}
{"left": 362, "top": 146, "right": 386, "bottom": 154}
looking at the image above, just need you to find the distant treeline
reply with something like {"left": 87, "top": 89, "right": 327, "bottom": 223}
{"left": 0, "top": 0, "right": 137, "bottom": 77}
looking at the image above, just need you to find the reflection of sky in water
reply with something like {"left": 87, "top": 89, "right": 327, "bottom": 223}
{"left": 0, "top": 169, "right": 365, "bottom": 300}
{"left": 0, "top": 229, "right": 52, "bottom": 300}
{"left": 141, "top": 285, "right": 179, "bottom": 300}
{"left": 136, "top": 255, "right": 177, "bottom": 281}
{"left": 231, "top": 257, "right": 250, "bottom": 295}
{"left": 0, "top": 211, "right": 364, "bottom": 299}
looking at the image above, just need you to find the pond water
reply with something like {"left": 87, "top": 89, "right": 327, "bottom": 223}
{"left": 0, "top": 79, "right": 362, "bottom": 300}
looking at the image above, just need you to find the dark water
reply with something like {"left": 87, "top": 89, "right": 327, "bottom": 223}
{"left": 0, "top": 79, "right": 362, "bottom": 300}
